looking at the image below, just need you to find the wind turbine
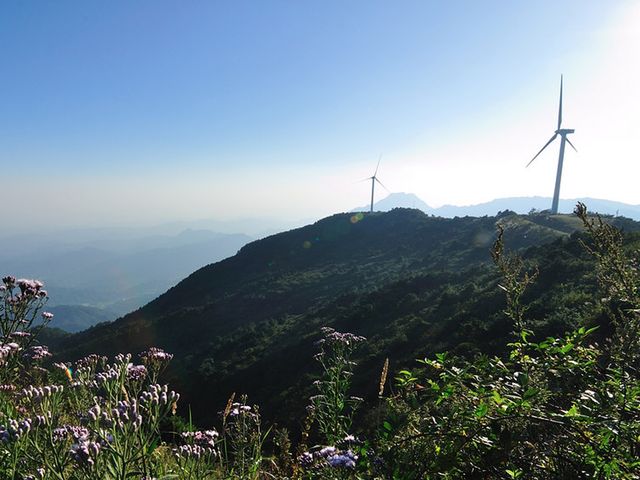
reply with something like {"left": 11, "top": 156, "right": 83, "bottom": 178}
{"left": 526, "top": 75, "right": 577, "bottom": 214}
{"left": 364, "top": 155, "right": 388, "bottom": 213}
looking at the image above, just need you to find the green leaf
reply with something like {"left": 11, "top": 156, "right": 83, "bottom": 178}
{"left": 475, "top": 402, "right": 489, "bottom": 418}
{"left": 564, "top": 404, "right": 580, "bottom": 417}
{"left": 523, "top": 387, "right": 539, "bottom": 400}
{"left": 560, "top": 342, "right": 574, "bottom": 354}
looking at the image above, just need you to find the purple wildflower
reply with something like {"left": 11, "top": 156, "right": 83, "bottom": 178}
{"left": 1, "top": 418, "right": 33, "bottom": 442}
{"left": 317, "top": 446, "right": 337, "bottom": 457}
{"left": 0, "top": 343, "right": 21, "bottom": 364}
{"left": 139, "top": 347, "right": 173, "bottom": 364}
{"left": 21, "top": 384, "right": 64, "bottom": 401}
{"left": 75, "top": 354, "right": 106, "bottom": 371}
{"left": 23, "top": 345, "right": 51, "bottom": 361}
{"left": 16, "top": 278, "right": 45, "bottom": 297}
{"left": 139, "top": 384, "right": 180, "bottom": 409}
{"left": 87, "top": 404, "right": 101, "bottom": 422}
{"left": 70, "top": 439, "right": 101, "bottom": 467}
{"left": 181, "top": 429, "right": 219, "bottom": 448}
{"left": 9, "top": 331, "right": 31, "bottom": 339}
{"left": 327, "top": 450, "right": 358, "bottom": 468}
{"left": 318, "top": 327, "right": 366, "bottom": 346}
{"left": 127, "top": 364, "right": 147, "bottom": 381}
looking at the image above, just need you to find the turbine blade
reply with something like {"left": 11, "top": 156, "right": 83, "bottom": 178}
{"left": 374, "top": 154, "right": 382, "bottom": 176}
{"left": 354, "top": 177, "right": 373, "bottom": 184}
{"left": 565, "top": 137, "right": 578, "bottom": 152}
{"left": 375, "top": 177, "right": 390, "bottom": 192}
{"left": 526, "top": 133, "right": 558, "bottom": 168}
{"left": 557, "top": 75, "right": 563, "bottom": 130}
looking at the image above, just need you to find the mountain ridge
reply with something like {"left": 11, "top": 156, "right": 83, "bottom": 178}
{"left": 52, "top": 209, "right": 640, "bottom": 427}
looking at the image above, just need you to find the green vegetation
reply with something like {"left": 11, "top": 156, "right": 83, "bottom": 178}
{"left": 1, "top": 205, "right": 639, "bottom": 478}
{"left": 52, "top": 209, "right": 639, "bottom": 429}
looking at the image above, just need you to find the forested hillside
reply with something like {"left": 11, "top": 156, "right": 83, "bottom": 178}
{"left": 54, "top": 209, "right": 640, "bottom": 427}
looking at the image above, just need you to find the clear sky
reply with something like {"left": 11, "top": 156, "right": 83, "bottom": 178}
{"left": 1, "top": 1, "right": 639, "bottom": 231}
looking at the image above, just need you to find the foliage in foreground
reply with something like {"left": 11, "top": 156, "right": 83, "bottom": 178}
{"left": 0, "top": 203, "right": 639, "bottom": 479}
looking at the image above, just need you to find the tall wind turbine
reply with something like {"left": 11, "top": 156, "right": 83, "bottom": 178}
{"left": 526, "top": 75, "right": 577, "bottom": 214}
{"left": 366, "top": 155, "right": 388, "bottom": 212}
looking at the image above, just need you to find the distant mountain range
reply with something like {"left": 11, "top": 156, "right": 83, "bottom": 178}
{"left": 45, "top": 305, "right": 116, "bottom": 333}
{"left": 354, "top": 193, "right": 640, "bottom": 220}
{"left": 0, "top": 229, "right": 252, "bottom": 331}
{"left": 54, "top": 209, "right": 640, "bottom": 427}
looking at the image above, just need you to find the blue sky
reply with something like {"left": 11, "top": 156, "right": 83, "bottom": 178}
{"left": 1, "top": 1, "right": 638, "bottom": 230}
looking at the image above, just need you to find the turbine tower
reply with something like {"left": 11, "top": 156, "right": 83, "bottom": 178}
{"left": 366, "top": 155, "right": 388, "bottom": 213}
{"left": 526, "top": 75, "right": 577, "bottom": 214}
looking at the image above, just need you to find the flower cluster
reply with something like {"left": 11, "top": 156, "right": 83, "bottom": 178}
{"left": 181, "top": 429, "right": 219, "bottom": 448}
{"left": 23, "top": 345, "right": 52, "bottom": 361}
{"left": 86, "top": 404, "right": 102, "bottom": 422}
{"left": 76, "top": 354, "right": 106, "bottom": 372}
{"left": 0, "top": 342, "right": 20, "bottom": 364}
{"left": 317, "top": 327, "right": 366, "bottom": 347}
{"left": 229, "top": 402, "right": 254, "bottom": 418}
{"left": 174, "top": 443, "right": 214, "bottom": 460}
{"left": 327, "top": 450, "right": 358, "bottom": 468}
{"left": 126, "top": 364, "right": 147, "bottom": 382}
{"left": 139, "top": 347, "right": 173, "bottom": 382}
{"left": 9, "top": 331, "right": 31, "bottom": 339}
{"left": 139, "top": 347, "right": 173, "bottom": 364}
{"left": 93, "top": 365, "right": 119, "bottom": 386}
{"left": 1, "top": 278, "right": 197, "bottom": 478}
{"left": 16, "top": 279, "right": 47, "bottom": 298}
{"left": 111, "top": 400, "right": 143, "bottom": 431}
{"left": 70, "top": 438, "right": 101, "bottom": 468}
{"left": 299, "top": 444, "right": 359, "bottom": 470}
{"left": 139, "top": 384, "right": 180, "bottom": 408}
{"left": 0, "top": 417, "right": 40, "bottom": 443}
{"left": 21, "top": 384, "right": 64, "bottom": 401}
{"left": 174, "top": 429, "right": 219, "bottom": 460}
{"left": 52, "top": 425, "right": 90, "bottom": 443}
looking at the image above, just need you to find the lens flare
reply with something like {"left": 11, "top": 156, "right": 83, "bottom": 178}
{"left": 350, "top": 212, "right": 364, "bottom": 224}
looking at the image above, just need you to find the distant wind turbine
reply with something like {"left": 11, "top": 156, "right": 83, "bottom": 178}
{"left": 362, "top": 155, "right": 389, "bottom": 213}
{"left": 526, "top": 75, "right": 577, "bottom": 215}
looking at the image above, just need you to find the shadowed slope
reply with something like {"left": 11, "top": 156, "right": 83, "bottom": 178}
{"left": 55, "top": 209, "right": 640, "bottom": 427}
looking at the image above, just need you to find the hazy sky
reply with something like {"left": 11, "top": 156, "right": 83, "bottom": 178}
{"left": 1, "top": 1, "right": 639, "bottom": 231}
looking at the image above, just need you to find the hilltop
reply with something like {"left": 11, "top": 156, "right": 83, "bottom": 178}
{"left": 54, "top": 208, "right": 640, "bottom": 427}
